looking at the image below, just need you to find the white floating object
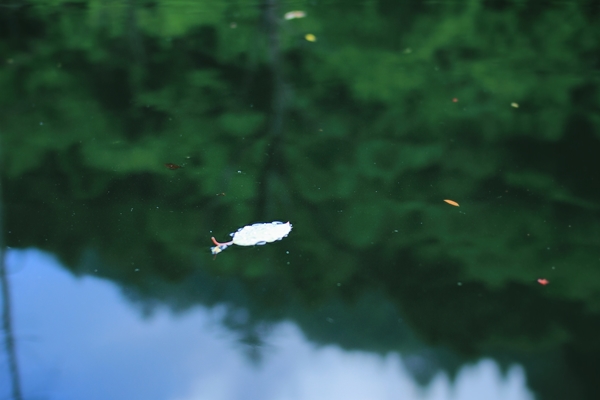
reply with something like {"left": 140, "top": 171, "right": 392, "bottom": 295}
{"left": 211, "top": 221, "right": 292, "bottom": 255}
{"left": 284, "top": 11, "right": 306, "bottom": 20}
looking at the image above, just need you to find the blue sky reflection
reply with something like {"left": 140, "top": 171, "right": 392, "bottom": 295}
{"left": 2, "top": 249, "right": 534, "bottom": 400}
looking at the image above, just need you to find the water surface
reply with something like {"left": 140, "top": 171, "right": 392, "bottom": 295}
{"left": 1, "top": 0, "right": 600, "bottom": 399}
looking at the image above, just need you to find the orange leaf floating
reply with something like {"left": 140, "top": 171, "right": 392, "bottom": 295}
{"left": 165, "top": 163, "right": 182, "bottom": 170}
{"left": 537, "top": 278, "right": 549, "bottom": 285}
{"left": 443, "top": 199, "right": 460, "bottom": 207}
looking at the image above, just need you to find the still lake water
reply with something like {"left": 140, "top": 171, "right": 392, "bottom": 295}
{"left": 4, "top": 249, "right": 532, "bottom": 400}
{"left": 2, "top": 1, "right": 600, "bottom": 399}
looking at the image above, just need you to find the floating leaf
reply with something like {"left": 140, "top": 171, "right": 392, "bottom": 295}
{"left": 284, "top": 11, "right": 306, "bottom": 20}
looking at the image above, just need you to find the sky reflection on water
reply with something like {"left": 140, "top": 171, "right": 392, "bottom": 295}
{"left": 2, "top": 249, "right": 533, "bottom": 400}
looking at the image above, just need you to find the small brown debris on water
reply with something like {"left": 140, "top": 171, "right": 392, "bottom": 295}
{"left": 164, "top": 163, "right": 183, "bottom": 170}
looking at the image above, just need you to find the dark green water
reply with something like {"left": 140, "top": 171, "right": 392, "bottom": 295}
{"left": 1, "top": 0, "right": 600, "bottom": 399}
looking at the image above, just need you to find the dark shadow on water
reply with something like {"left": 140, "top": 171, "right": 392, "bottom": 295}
{"left": 1, "top": 176, "right": 23, "bottom": 400}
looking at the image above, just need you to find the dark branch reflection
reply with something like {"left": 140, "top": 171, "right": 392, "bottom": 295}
{"left": 0, "top": 178, "right": 23, "bottom": 400}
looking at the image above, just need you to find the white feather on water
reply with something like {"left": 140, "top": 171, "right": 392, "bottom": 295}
{"left": 211, "top": 221, "right": 292, "bottom": 255}
{"left": 231, "top": 221, "right": 293, "bottom": 246}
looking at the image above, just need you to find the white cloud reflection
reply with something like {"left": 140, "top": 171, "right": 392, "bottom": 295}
{"left": 4, "top": 249, "right": 533, "bottom": 400}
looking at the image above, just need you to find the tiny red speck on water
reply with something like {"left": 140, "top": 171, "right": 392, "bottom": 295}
{"left": 452, "top": 98, "right": 458, "bottom": 103}
{"left": 537, "top": 278, "right": 549, "bottom": 285}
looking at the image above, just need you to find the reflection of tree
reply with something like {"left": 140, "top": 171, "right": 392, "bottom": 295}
{"left": 0, "top": 179, "right": 23, "bottom": 400}
{"left": 226, "top": 314, "right": 273, "bottom": 365}
{"left": 256, "top": 0, "right": 291, "bottom": 218}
